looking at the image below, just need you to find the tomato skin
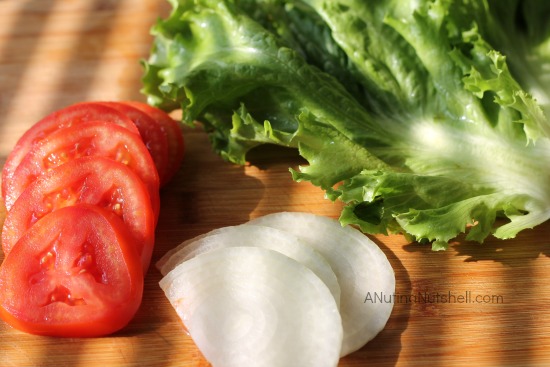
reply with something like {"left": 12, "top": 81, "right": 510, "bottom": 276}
{"left": 5, "top": 121, "right": 160, "bottom": 218}
{"left": 2, "top": 156, "right": 156, "bottom": 272}
{"left": 0, "top": 204, "right": 143, "bottom": 337}
{"left": 99, "top": 102, "right": 171, "bottom": 186}
{"left": 1, "top": 102, "right": 139, "bottom": 203}
{"left": 121, "top": 101, "right": 185, "bottom": 185}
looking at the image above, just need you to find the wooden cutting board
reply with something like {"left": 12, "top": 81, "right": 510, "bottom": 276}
{"left": 1, "top": 1, "right": 550, "bottom": 366}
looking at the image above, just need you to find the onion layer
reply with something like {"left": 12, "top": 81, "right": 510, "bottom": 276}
{"left": 248, "top": 212, "right": 395, "bottom": 356}
{"left": 157, "top": 224, "right": 341, "bottom": 308}
{"left": 160, "top": 246, "right": 343, "bottom": 367}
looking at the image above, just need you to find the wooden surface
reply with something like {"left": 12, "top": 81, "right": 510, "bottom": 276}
{"left": 1, "top": 1, "right": 550, "bottom": 366}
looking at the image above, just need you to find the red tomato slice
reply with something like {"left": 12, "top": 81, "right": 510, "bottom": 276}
{"left": 2, "top": 156, "right": 156, "bottom": 272}
{"left": 0, "top": 204, "right": 143, "bottom": 337}
{"left": 122, "top": 101, "right": 185, "bottom": 185}
{"left": 1, "top": 102, "right": 139, "bottom": 203}
{"left": 99, "top": 102, "right": 170, "bottom": 186}
{"left": 5, "top": 121, "right": 160, "bottom": 218}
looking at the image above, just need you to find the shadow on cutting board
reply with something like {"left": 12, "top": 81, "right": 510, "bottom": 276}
{"left": 402, "top": 220, "right": 550, "bottom": 366}
{"left": 453, "top": 221, "right": 550, "bottom": 266}
{"left": 455, "top": 223, "right": 549, "bottom": 367}
{"left": 0, "top": 0, "right": 56, "bottom": 142}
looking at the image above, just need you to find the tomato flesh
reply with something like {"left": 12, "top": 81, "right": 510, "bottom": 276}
{"left": 122, "top": 101, "right": 185, "bottom": 185}
{"left": 0, "top": 204, "right": 143, "bottom": 337}
{"left": 99, "top": 102, "right": 170, "bottom": 186}
{"left": 1, "top": 102, "right": 139, "bottom": 203}
{"left": 2, "top": 156, "right": 156, "bottom": 271}
{"left": 5, "top": 121, "right": 160, "bottom": 217}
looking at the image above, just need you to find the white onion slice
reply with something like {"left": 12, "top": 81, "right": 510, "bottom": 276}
{"left": 156, "top": 224, "right": 341, "bottom": 308}
{"left": 160, "top": 246, "right": 343, "bottom": 367}
{"left": 156, "top": 229, "right": 223, "bottom": 272}
{"left": 248, "top": 212, "right": 395, "bottom": 356}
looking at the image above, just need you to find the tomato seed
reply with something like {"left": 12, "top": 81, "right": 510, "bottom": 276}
{"left": 39, "top": 251, "right": 55, "bottom": 270}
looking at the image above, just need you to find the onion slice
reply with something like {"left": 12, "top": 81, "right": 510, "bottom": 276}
{"left": 247, "top": 212, "right": 395, "bottom": 356}
{"left": 156, "top": 224, "right": 341, "bottom": 309}
{"left": 160, "top": 246, "right": 343, "bottom": 367}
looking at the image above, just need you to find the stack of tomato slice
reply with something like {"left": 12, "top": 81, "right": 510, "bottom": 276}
{"left": 0, "top": 101, "right": 184, "bottom": 337}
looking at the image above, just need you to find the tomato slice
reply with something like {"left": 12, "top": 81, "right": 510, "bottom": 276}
{"left": 5, "top": 121, "right": 160, "bottom": 218}
{"left": 1, "top": 102, "right": 139, "bottom": 203}
{"left": 121, "top": 101, "right": 185, "bottom": 185}
{"left": 99, "top": 102, "right": 170, "bottom": 186}
{"left": 0, "top": 204, "right": 143, "bottom": 337}
{"left": 2, "top": 156, "right": 156, "bottom": 272}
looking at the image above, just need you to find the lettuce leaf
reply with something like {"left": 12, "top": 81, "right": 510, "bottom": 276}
{"left": 142, "top": 0, "right": 550, "bottom": 250}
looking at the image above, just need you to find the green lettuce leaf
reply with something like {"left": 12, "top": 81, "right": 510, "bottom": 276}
{"left": 142, "top": 0, "right": 550, "bottom": 250}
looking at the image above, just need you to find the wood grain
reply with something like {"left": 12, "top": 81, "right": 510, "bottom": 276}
{"left": 1, "top": 1, "right": 550, "bottom": 366}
